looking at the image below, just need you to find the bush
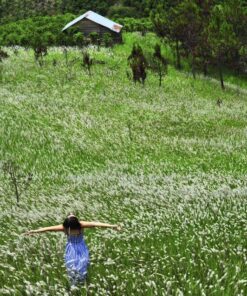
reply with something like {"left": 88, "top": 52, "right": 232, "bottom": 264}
{"left": 0, "top": 14, "right": 76, "bottom": 47}
{"left": 5, "top": 32, "right": 20, "bottom": 47}
{"left": 73, "top": 32, "right": 84, "bottom": 47}
{"left": 89, "top": 32, "right": 100, "bottom": 45}
{"left": 103, "top": 33, "right": 113, "bottom": 47}
{"left": 0, "top": 15, "right": 153, "bottom": 48}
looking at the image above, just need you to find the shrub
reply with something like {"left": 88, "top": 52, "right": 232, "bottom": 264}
{"left": 89, "top": 32, "right": 100, "bottom": 45}
{"left": 5, "top": 32, "right": 20, "bottom": 47}
{"left": 103, "top": 33, "right": 113, "bottom": 47}
{"left": 73, "top": 32, "right": 85, "bottom": 47}
{"left": 0, "top": 14, "right": 77, "bottom": 47}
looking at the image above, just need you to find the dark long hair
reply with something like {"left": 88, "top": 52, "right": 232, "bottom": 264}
{"left": 63, "top": 215, "right": 81, "bottom": 234}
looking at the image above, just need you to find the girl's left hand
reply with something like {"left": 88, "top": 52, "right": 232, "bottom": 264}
{"left": 24, "top": 230, "right": 36, "bottom": 236}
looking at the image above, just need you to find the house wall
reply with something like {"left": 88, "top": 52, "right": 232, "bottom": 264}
{"left": 76, "top": 19, "right": 122, "bottom": 43}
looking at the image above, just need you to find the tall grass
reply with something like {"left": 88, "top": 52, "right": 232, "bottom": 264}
{"left": 0, "top": 33, "right": 246, "bottom": 295}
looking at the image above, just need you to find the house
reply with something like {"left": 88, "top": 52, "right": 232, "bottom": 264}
{"left": 62, "top": 11, "right": 123, "bottom": 43}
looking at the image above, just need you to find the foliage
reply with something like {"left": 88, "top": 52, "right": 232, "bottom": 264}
{"left": 89, "top": 32, "right": 100, "bottom": 45}
{"left": 151, "top": 6, "right": 182, "bottom": 69}
{"left": 0, "top": 14, "right": 77, "bottom": 47}
{"left": 103, "top": 33, "right": 113, "bottom": 48}
{"left": 151, "top": 0, "right": 247, "bottom": 86}
{"left": 0, "top": 15, "right": 155, "bottom": 49}
{"left": 0, "top": 0, "right": 116, "bottom": 23}
{"left": 108, "top": 5, "right": 138, "bottom": 18}
{"left": 0, "top": 0, "right": 175, "bottom": 23}
{"left": 73, "top": 32, "right": 84, "bottom": 47}
{"left": 172, "top": 0, "right": 202, "bottom": 78}
{"left": 115, "top": 17, "right": 153, "bottom": 33}
{"left": 208, "top": 4, "right": 240, "bottom": 89}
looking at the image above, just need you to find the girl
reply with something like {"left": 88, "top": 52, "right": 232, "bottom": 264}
{"left": 25, "top": 214, "right": 121, "bottom": 285}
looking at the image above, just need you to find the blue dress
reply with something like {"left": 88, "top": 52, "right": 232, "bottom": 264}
{"left": 64, "top": 233, "right": 90, "bottom": 285}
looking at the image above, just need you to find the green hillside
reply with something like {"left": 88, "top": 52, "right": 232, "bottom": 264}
{"left": 0, "top": 33, "right": 247, "bottom": 295}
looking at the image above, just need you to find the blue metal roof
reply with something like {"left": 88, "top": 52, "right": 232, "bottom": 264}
{"left": 62, "top": 11, "right": 123, "bottom": 33}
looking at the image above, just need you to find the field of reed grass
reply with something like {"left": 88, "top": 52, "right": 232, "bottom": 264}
{"left": 0, "top": 33, "right": 246, "bottom": 295}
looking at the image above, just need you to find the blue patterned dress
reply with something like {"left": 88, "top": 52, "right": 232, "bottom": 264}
{"left": 64, "top": 233, "right": 90, "bottom": 285}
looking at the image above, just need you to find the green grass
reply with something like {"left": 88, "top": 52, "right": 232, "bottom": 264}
{"left": 0, "top": 33, "right": 247, "bottom": 295}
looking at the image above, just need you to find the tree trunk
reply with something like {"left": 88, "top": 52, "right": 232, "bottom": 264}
{"left": 64, "top": 48, "right": 68, "bottom": 66}
{"left": 88, "top": 65, "right": 91, "bottom": 76}
{"left": 191, "top": 53, "right": 196, "bottom": 79}
{"left": 203, "top": 59, "right": 208, "bottom": 76}
{"left": 14, "top": 181, "right": 20, "bottom": 204}
{"left": 11, "top": 173, "right": 20, "bottom": 204}
{"left": 218, "top": 55, "right": 225, "bottom": 90}
{"left": 175, "top": 40, "right": 181, "bottom": 69}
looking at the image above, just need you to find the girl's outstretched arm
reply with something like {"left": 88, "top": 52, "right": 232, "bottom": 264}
{"left": 24, "top": 224, "right": 64, "bottom": 235}
{"left": 80, "top": 221, "right": 121, "bottom": 230}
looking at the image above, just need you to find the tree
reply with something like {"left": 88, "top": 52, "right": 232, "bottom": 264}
{"left": 172, "top": 0, "right": 202, "bottom": 78}
{"left": 208, "top": 4, "right": 239, "bottom": 89}
{"left": 149, "top": 44, "right": 168, "bottom": 86}
{"left": 223, "top": 0, "right": 247, "bottom": 73}
{"left": 151, "top": 4, "right": 182, "bottom": 69}
{"left": 29, "top": 30, "right": 48, "bottom": 66}
{"left": 2, "top": 160, "right": 32, "bottom": 205}
{"left": 128, "top": 44, "right": 147, "bottom": 85}
{"left": 195, "top": 0, "right": 216, "bottom": 76}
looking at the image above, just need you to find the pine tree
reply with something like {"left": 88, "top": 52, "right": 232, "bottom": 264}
{"left": 172, "top": 0, "right": 202, "bottom": 78}
{"left": 149, "top": 44, "right": 168, "bottom": 86}
{"left": 208, "top": 4, "right": 239, "bottom": 89}
{"left": 151, "top": 3, "right": 182, "bottom": 69}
